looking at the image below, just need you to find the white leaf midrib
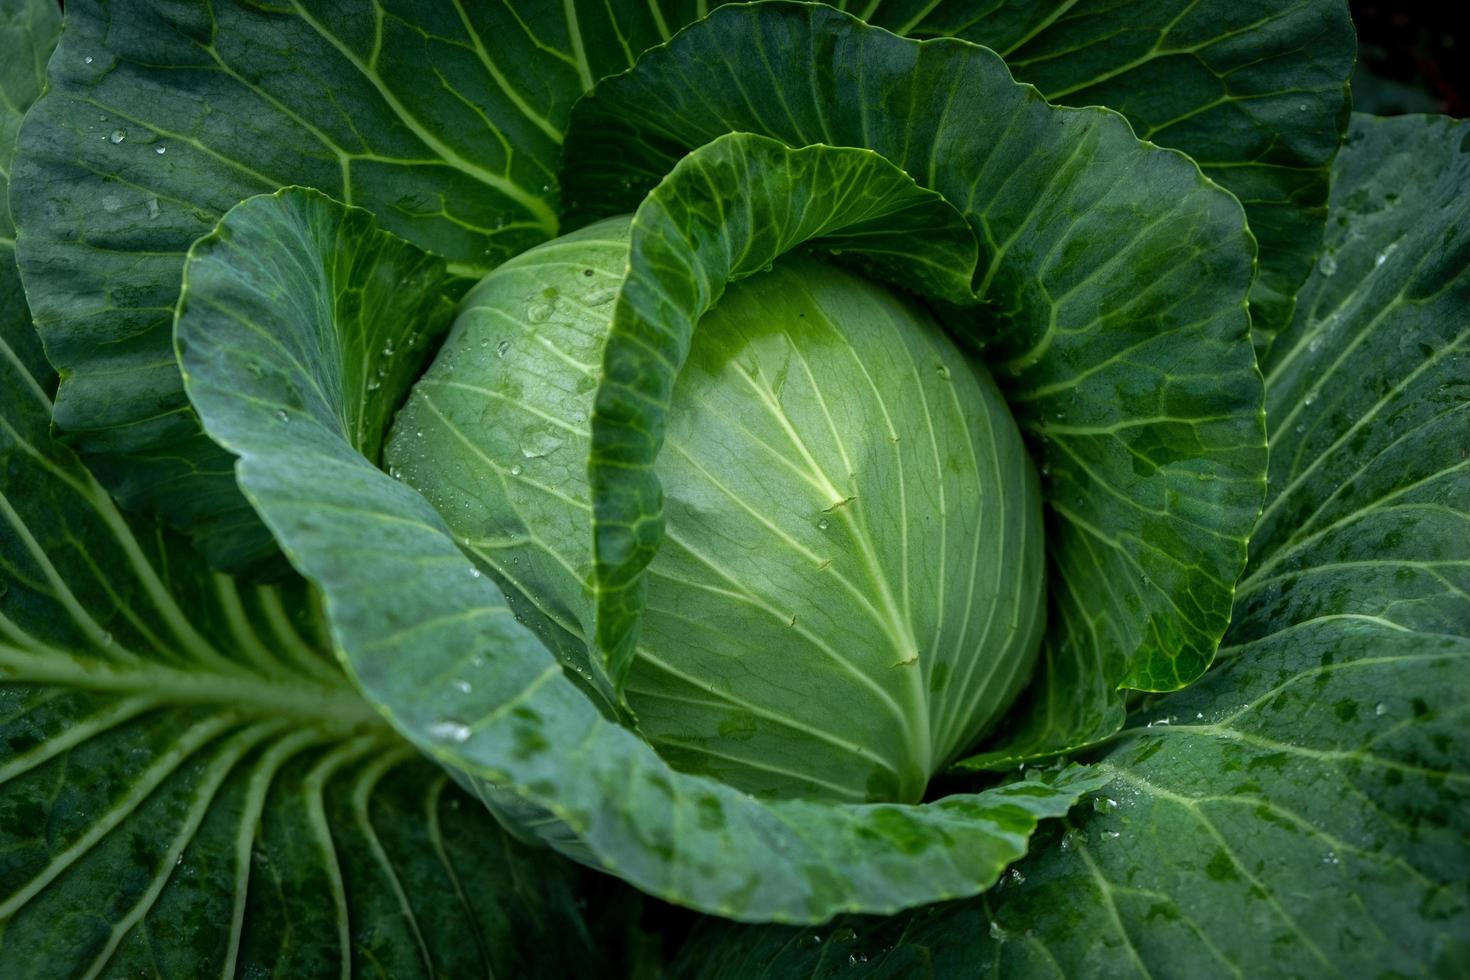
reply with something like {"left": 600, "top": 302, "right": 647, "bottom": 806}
{"left": 0, "top": 640, "right": 384, "bottom": 733}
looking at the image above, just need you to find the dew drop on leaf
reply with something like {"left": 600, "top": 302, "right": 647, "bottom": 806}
{"left": 427, "top": 721, "right": 473, "bottom": 743}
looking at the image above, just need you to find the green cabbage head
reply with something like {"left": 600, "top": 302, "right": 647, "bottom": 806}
{"left": 386, "top": 217, "right": 1044, "bottom": 803}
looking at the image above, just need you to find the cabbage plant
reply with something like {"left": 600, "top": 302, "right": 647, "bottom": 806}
{"left": 0, "top": 0, "right": 1465, "bottom": 975}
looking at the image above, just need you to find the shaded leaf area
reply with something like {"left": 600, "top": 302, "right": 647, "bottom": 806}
{"left": 563, "top": 1, "right": 1265, "bottom": 767}
{"left": 179, "top": 185, "right": 1108, "bottom": 923}
{"left": 1245, "top": 113, "right": 1470, "bottom": 644}
{"left": 7, "top": 0, "right": 704, "bottom": 568}
{"left": 0, "top": 0, "right": 56, "bottom": 247}
{"left": 0, "top": 313, "right": 601, "bottom": 977}
{"left": 870, "top": 0, "right": 1355, "bottom": 347}
{"left": 667, "top": 114, "right": 1470, "bottom": 977}
{"left": 0, "top": 0, "right": 58, "bottom": 399}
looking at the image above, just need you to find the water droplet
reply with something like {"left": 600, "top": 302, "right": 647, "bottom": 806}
{"left": 145, "top": 198, "right": 160, "bottom": 220}
{"left": 496, "top": 339, "right": 511, "bottom": 357}
{"left": 1317, "top": 253, "right": 1337, "bottom": 277}
{"left": 1303, "top": 389, "right": 1318, "bottom": 407}
{"left": 382, "top": 340, "right": 396, "bottom": 357}
{"left": 584, "top": 286, "right": 618, "bottom": 306}
{"left": 1322, "top": 851, "right": 1339, "bottom": 864}
{"left": 988, "top": 921, "right": 1008, "bottom": 942}
{"left": 1375, "top": 702, "right": 1389, "bottom": 716}
{"left": 520, "top": 431, "right": 562, "bottom": 459}
{"left": 1007, "top": 868, "right": 1025, "bottom": 885}
{"left": 1092, "top": 796, "right": 1118, "bottom": 814}
{"left": 1374, "top": 243, "right": 1398, "bottom": 268}
{"left": 155, "top": 145, "right": 166, "bottom": 155}
{"left": 1101, "top": 830, "right": 1121, "bottom": 841}
{"left": 108, "top": 129, "right": 127, "bottom": 144}
{"left": 1298, "top": 103, "right": 1308, "bottom": 112}
{"left": 527, "top": 302, "right": 554, "bottom": 323}
{"left": 451, "top": 679, "right": 472, "bottom": 694}
{"left": 509, "top": 463, "right": 523, "bottom": 476}
{"left": 816, "top": 518, "right": 830, "bottom": 530}
{"left": 367, "top": 378, "right": 381, "bottom": 391}
{"left": 274, "top": 409, "right": 288, "bottom": 423}
{"left": 426, "top": 721, "right": 473, "bottom": 743}
{"left": 469, "top": 567, "right": 482, "bottom": 579}
{"left": 84, "top": 55, "right": 94, "bottom": 64}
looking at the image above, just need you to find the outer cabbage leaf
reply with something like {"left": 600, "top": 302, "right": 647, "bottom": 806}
{"left": 0, "top": 186, "right": 600, "bottom": 980}
{"left": 563, "top": 1, "right": 1266, "bottom": 766}
{"left": 7, "top": 0, "right": 704, "bottom": 569}
{"left": 2, "top": 20, "right": 602, "bottom": 964}
{"left": 177, "top": 166, "right": 1108, "bottom": 923}
{"left": 870, "top": 0, "right": 1355, "bottom": 347}
{"left": 0, "top": 0, "right": 56, "bottom": 383}
{"left": 668, "top": 113, "right": 1470, "bottom": 978}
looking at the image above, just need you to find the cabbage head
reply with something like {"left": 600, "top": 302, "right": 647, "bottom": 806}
{"left": 387, "top": 216, "right": 1045, "bottom": 803}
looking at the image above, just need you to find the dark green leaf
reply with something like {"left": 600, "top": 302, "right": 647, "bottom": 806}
{"left": 178, "top": 181, "right": 1108, "bottom": 923}
{"left": 0, "top": 241, "right": 601, "bottom": 980}
{"left": 870, "top": 0, "right": 1355, "bottom": 347}
{"left": 8, "top": 0, "right": 693, "bottom": 569}
{"left": 0, "top": 0, "right": 57, "bottom": 393}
